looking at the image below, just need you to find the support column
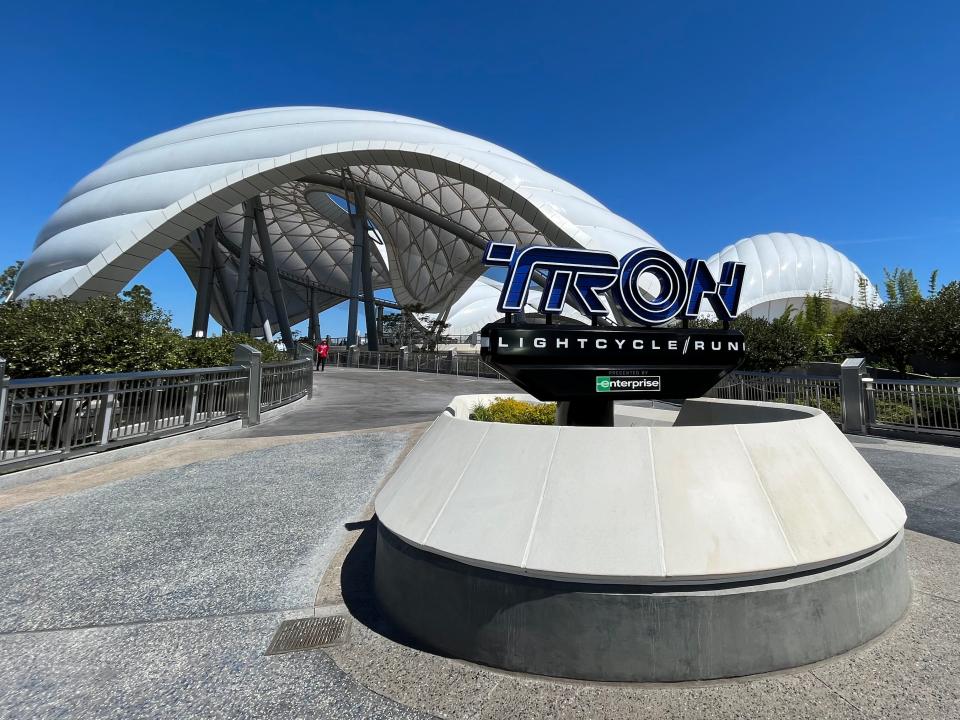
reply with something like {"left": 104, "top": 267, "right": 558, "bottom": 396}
{"left": 360, "top": 205, "right": 379, "bottom": 350}
{"left": 232, "top": 203, "right": 254, "bottom": 333}
{"left": 191, "top": 223, "right": 216, "bottom": 338}
{"left": 308, "top": 288, "right": 319, "bottom": 344}
{"left": 243, "top": 263, "right": 256, "bottom": 337}
{"left": 346, "top": 187, "right": 365, "bottom": 347}
{"left": 376, "top": 304, "right": 384, "bottom": 347}
{"left": 251, "top": 195, "right": 294, "bottom": 351}
{"left": 211, "top": 241, "right": 234, "bottom": 332}
{"left": 250, "top": 271, "right": 273, "bottom": 340}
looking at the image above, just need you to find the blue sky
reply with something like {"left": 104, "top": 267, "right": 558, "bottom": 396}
{"left": 2, "top": 1, "right": 958, "bottom": 336}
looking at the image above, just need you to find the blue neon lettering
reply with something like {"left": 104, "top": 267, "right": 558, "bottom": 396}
{"left": 483, "top": 242, "right": 745, "bottom": 327}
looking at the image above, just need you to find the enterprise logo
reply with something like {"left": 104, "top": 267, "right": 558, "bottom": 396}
{"left": 596, "top": 375, "right": 661, "bottom": 393}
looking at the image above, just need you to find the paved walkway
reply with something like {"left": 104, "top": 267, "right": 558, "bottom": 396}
{"left": 0, "top": 367, "right": 956, "bottom": 719}
{"left": 234, "top": 366, "right": 509, "bottom": 436}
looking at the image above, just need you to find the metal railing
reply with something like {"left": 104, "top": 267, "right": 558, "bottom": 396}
{"left": 343, "top": 350, "right": 403, "bottom": 371}
{"left": 330, "top": 350, "right": 505, "bottom": 379}
{"left": 0, "top": 366, "right": 247, "bottom": 472}
{"left": 711, "top": 369, "right": 960, "bottom": 436}
{"left": 709, "top": 371, "right": 842, "bottom": 423}
{"left": 865, "top": 378, "right": 960, "bottom": 436}
{"left": 261, "top": 358, "right": 313, "bottom": 411}
{"left": 0, "top": 354, "right": 314, "bottom": 475}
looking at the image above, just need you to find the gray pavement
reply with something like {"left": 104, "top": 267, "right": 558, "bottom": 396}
{"left": 0, "top": 426, "right": 431, "bottom": 719}
{"left": 0, "top": 367, "right": 957, "bottom": 719}
{"left": 234, "top": 367, "right": 509, "bottom": 436}
{"left": 849, "top": 438, "right": 960, "bottom": 544}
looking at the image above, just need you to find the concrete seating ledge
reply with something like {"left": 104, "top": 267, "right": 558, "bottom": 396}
{"left": 375, "top": 395, "right": 906, "bottom": 584}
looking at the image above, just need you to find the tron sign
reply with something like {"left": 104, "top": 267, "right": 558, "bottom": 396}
{"left": 478, "top": 241, "right": 748, "bottom": 417}
{"left": 482, "top": 242, "right": 746, "bottom": 325}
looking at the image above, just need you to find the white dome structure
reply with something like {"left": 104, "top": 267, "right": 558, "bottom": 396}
{"left": 12, "top": 106, "right": 661, "bottom": 345}
{"left": 703, "top": 233, "right": 881, "bottom": 320}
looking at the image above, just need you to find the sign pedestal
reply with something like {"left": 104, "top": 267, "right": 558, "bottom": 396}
{"left": 555, "top": 399, "right": 613, "bottom": 426}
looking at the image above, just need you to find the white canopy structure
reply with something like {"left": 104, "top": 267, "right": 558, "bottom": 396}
{"left": 703, "top": 233, "right": 881, "bottom": 320}
{"left": 12, "top": 107, "right": 877, "bottom": 342}
{"left": 12, "top": 107, "right": 660, "bottom": 347}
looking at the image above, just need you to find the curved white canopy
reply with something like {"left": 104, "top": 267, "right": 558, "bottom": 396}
{"left": 12, "top": 106, "right": 661, "bottom": 332}
{"left": 703, "top": 233, "right": 881, "bottom": 320}
{"left": 13, "top": 108, "right": 879, "bottom": 337}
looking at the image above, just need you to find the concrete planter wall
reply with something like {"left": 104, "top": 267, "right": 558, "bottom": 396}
{"left": 373, "top": 396, "right": 910, "bottom": 681}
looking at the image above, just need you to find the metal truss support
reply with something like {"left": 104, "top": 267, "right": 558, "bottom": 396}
{"left": 211, "top": 240, "right": 234, "bottom": 332}
{"left": 243, "top": 270, "right": 256, "bottom": 337}
{"left": 346, "top": 186, "right": 366, "bottom": 346}
{"left": 250, "top": 270, "right": 273, "bottom": 340}
{"left": 232, "top": 203, "right": 254, "bottom": 333}
{"left": 376, "top": 304, "right": 384, "bottom": 347}
{"left": 190, "top": 222, "right": 216, "bottom": 338}
{"left": 250, "top": 196, "right": 294, "bottom": 351}
{"left": 307, "top": 288, "right": 320, "bottom": 344}
{"left": 214, "top": 223, "right": 400, "bottom": 310}
{"left": 299, "top": 173, "right": 559, "bottom": 303}
{"left": 361, "top": 218, "right": 379, "bottom": 351}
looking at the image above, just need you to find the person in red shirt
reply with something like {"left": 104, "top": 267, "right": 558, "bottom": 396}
{"left": 316, "top": 337, "right": 330, "bottom": 371}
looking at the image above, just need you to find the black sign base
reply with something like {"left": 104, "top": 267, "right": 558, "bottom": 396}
{"left": 480, "top": 322, "right": 745, "bottom": 402}
{"left": 556, "top": 400, "right": 614, "bottom": 427}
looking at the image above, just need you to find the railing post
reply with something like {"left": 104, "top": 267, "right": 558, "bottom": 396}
{"left": 840, "top": 357, "right": 867, "bottom": 434}
{"left": 0, "top": 359, "right": 8, "bottom": 458}
{"left": 862, "top": 377, "right": 876, "bottom": 431}
{"left": 60, "top": 384, "right": 79, "bottom": 452}
{"left": 146, "top": 379, "right": 162, "bottom": 434}
{"left": 233, "top": 344, "right": 262, "bottom": 427}
{"left": 96, "top": 380, "right": 117, "bottom": 445}
{"left": 186, "top": 374, "right": 200, "bottom": 426}
{"left": 910, "top": 384, "right": 919, "bottom": 432}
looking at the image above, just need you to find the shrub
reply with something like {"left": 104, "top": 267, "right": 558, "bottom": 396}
{"left": 873, "top": 399, "right": 916, "bottom": 426}
{"left": 0, "top": 285, "right": 286, "bottom": 378}
{"left": 0, "top": 286, "right": 187, "bottom": 378}
{"left": 470, "top": 397, "right": 556, "bottom": 425}
{"left": 182, "top": 332, "right": 284, "bottom": 367}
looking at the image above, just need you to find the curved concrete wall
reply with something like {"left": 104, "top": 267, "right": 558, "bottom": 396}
{"left": 375, "top": 524, "right": 911, "bottom": 682}
{"left": 375, "top": 396, "right": 906, "bottom": 584}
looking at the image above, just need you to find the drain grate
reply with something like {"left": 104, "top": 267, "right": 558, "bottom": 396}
{"left": 265, "top": 615, "right": 349, "bottom": 655}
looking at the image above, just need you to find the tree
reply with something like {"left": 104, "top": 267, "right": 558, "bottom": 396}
{"left": 732, "top": 314, "right": 809, "bottom": 372}
{"left": 0, "top": 285, "right": 186, "bottom": 378}
{"left": 695, "top": 313, "right": 808, "bottom": 372}
{"left": 0, "top": 261, "right": 23, "bottom": 300}
{"left": 181, "top": 331, "right": 283, "bottom": 367}
{"left": 918, "top": 281, "right": 960, "bottom": 365}
{"left": 795, "top": 292, "right": 836, "bottom": 358}
{"left": 380, "top": 304, "right": 450, "bottom": 350}
{"left": 882, "top": 267, "right": 922, "bottom": 304}
{"left": 0, "top": 285, "right": 281, "bottom": 378}
{"left": 839, "top": 302, "right": 920, "bottom": 373}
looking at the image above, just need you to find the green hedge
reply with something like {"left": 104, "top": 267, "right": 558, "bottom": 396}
{"left": 470, "top": 397, "right": 556, "bottom": 425}
{"left": 0, "top": 286, "right": 284, "bottom": 379}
